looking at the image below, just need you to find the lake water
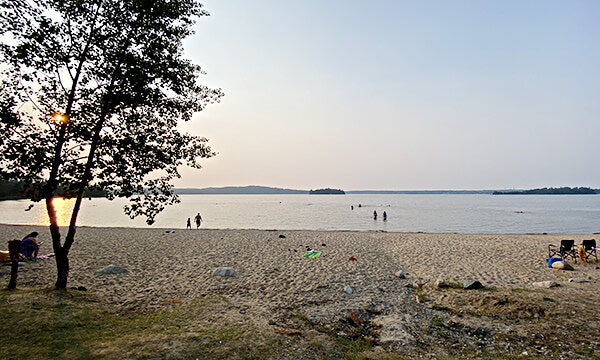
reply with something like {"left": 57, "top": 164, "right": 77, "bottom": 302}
{"left": 1, "top": 194, "right": 599, "bottom": 234}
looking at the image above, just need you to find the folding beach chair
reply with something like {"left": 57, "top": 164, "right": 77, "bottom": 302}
{"left": 548, "top": 239, "right": 578, "bottom": 263}
{"left": 580, "top": 239, "right": 598, "bottom": 262}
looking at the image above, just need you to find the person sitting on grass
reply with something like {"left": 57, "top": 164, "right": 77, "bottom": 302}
{"left": 20, "top": 232, "right": 41, "bottom": 261}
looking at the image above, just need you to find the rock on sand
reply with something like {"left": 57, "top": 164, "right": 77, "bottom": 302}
{"left": 213, "top": 267, "right": 235, "bottom": 277}
{"left": 97, "top": 264, "right": 128, "bottom": 274}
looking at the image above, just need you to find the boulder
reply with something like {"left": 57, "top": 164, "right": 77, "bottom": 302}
{"left": 213, "top": 267, "right": 235, "bottom": 277}
{"left": 463, "top": 280, "right": 483, "bottom": 290}
{"left": 551, "top": 261, "right": 574, "bottom": 270}
{"left": 97, "top": 264, "right": 128, "bottom": 274}
{"left": 532, "top": 281, "right": 559, "bottom": 288}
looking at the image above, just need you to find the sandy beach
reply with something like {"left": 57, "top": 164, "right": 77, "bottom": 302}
{"left": 2, "top": 224, "right": 599, "bottom": 357}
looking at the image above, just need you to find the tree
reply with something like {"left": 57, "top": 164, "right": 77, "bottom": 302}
{"left": 0, "top": 0, "right": 223, "bottom": 288}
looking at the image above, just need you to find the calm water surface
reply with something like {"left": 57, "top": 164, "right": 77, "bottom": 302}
{"left": 1, "top": 194, "right": 599, "bottom": 234}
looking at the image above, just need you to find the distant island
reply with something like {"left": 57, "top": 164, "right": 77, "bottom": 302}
{"left": 493, "top": 187, "right": 598, "bottom": 195}
{"left": 309, "top": 188, "right": 345, "bottom": 195}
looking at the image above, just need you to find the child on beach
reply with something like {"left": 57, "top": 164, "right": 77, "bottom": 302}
{"left": 186, "top": 218, "right": 191, "bottom": 229}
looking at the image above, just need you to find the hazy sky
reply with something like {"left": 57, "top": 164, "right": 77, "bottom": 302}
{"left": 177, "top": 0, "right": 600, "bottom": 191}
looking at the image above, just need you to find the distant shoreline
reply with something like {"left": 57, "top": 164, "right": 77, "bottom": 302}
{"left": 173, "top": 186, "right": 497, "bottom": 195}
{"left": 174, "top": 186, "right": 599, "bottom": 195}
{"left": 2, "top": 184, "right": 599, "bottom": 200}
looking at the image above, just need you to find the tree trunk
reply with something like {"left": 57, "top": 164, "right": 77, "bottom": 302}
{"left": 7, "top": 239, "right": 21, "bottom": 290}
{"left": 54, "top": 248, "right": 70, "bottom": 289}
{"left": 8, "top": 259, "right": 19, "bottom": 290}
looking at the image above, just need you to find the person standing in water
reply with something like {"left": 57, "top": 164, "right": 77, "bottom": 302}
{"left": 383, "top": 211, "right": 387, "bottom": 221}
{"left": 373, "top": 210, "right": 377, "bottom": 220}
{"left": 186, "top": 218, "right": 192, "bottom": 229}
{"left": 194, "top": 213, "right": 202, "bottom": 229}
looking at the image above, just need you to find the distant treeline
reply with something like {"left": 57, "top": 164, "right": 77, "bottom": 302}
{"left": 0, "top": 180, "right": 107, "bottom": 200}
{"left": 0, "top": 179, "right": 26, "bottom": 200}
{"left": 493, "top": 187, "right": 598, "bottom": 195}
{"left": 175, "top": 186, "right": 306, "bottom": 195}
{"left": 309, "top": 188, "right": 345, "bottom": 195}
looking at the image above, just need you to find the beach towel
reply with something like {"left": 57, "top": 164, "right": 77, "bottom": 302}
{"left": 303, "top": 250, "right": 322, "bottom": 259}
{"left": 578, "top": 245, "right": 586, "bottom": 262}
{"left": 0, "top": 250, "right": 9, "bottom": 262}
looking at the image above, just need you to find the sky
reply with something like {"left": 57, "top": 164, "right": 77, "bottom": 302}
{"left": 176, "top": 0, "right": 600, "bottom": 191}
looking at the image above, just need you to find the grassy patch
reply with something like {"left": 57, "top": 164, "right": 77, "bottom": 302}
{"left": 334, "top": 336, "right": 373, "bottom": 353}
{"left": 0, "top": 287, "right": 281, "bottom": 359}
{"left": 445, "top": 281, "right": 464, "bottom": 289}
{"left": 431, "top": 316, "right": 444, "bottom": 327}
{"left": 0, "top": 287, "right": 399, "bottom": 359}
{"left": 416, "top": 291, "right": 428, "bottom": 303}
{"left": 431, "top": 303, "right": 452, "bottom": 312}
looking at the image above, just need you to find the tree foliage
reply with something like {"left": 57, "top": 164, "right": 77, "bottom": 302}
{"left": 492, "top": 187, "right": 598, "bottom": 195}
{"left": 0, "top": 0, "right": 223, "bottom": 287}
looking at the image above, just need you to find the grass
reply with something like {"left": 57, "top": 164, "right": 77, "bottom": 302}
{"left": 431, "top": 303, "right": 452, "bottom": 312}
{"left": 0, "top": 286, "right": 397, "bottom": 359}
{"left": 0, "top": 287, "right": 281, "bottom": 359}
{"left": 3, "top": 283, "right": 598, "bottom": 359}
{"left": 431, "top": 316, "right": 444, "bottom": 327}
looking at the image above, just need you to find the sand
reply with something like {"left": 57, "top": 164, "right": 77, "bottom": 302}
{"left": 1, "top": 224, "right": 598, "bottom": 345}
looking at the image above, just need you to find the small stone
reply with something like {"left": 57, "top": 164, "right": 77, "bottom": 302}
{"left": 435, "top": 279, "right": 447, "bottom": 288}
{"left": 344, "top": 286, "right": 353, "bottom": 294}
{"left": 278, "top": 234, "right": 286, "bottom": 238}
{"left": 394, "top": 270, "right": 406, "bottom": 279}
{"left": 532, "top": 281, "right": 559, "bottom": 288}
{"left": 213, "top": 267, "right": 235, "bottom": 277}
{"left": 463, "top": 280, "right": 483, "bottom": 289}
{"left": 97, "top": 264, "right": 128, "bottom": 274}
